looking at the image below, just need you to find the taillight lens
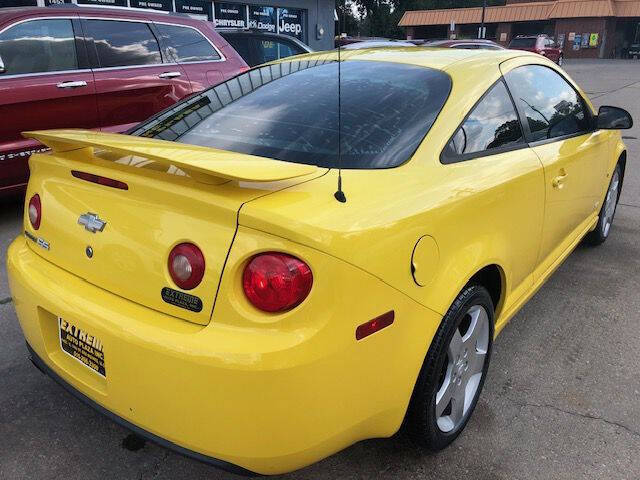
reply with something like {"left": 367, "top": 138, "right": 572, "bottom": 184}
{"left": 242, "top": 253, "right": 313, "bottom": 313}
{"left": 28, "top": 194, "right": 41, "bottom": 230}
{"left": 168, "top": 243, "right": 205, "bottom": 290}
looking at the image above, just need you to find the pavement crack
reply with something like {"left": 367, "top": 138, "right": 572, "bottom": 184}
{"left": 619, "top": 203, "right": 640, "bottom": 209}
{"left": 590, "top": 79, "right": 640, "bottom": 99}
{"left": 0, "top": 297, "right": 12, "bottom": 305}
{"left": 505, "top": 396, "right": 640, "bottom": 438}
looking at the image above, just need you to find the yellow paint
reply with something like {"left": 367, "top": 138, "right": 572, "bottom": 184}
{"left": 8, "top": 49, "right": 625, "bottom": 474}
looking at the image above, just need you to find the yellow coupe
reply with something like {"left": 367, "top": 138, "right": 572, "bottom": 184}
{"left": 7, "top": 48, "right": 632, "bottom": 475}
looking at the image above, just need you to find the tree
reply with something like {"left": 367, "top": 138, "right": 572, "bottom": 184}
{"left": 347, "top": 0, "right": 506, "bottom": 39}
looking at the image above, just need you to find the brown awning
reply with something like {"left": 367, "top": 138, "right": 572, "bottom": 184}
{"left": 548, "top": 0, "right": 615, "bottom": 18}
{"left": 615, "top": 0, "right": 640, "bottom": 16}
{"left": 398, "top": 0, "right": 638, "bottom": 27}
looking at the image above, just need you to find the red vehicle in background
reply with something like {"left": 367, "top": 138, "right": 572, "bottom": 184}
{"left": 508, "top": 34, "right": 564, "bottom": 66}
{"left": 0, "top": 5, "right": 248, "bottom": 197}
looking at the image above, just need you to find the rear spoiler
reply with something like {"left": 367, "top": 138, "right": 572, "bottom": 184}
{"left": 23, "top": 129, "right": 318, "bottom": 184}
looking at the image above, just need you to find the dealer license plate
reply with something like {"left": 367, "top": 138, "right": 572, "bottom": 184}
{"left": 58, "top": 317, "right": 106, "bottom": 378}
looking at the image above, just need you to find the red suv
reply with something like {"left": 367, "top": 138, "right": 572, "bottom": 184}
{"left": 508, "top": 35, "right": 564, "bottom": 66}
{"left": 0, "top": 6, "right": 248, "bottom": 197}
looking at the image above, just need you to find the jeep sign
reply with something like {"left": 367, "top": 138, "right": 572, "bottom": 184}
{"left": 277, "top": 8, "right": 304, "bottom": 41}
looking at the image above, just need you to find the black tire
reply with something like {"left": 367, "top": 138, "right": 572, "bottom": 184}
{"left": 585, "top": 163, "right": 622, "bottom": 246}
{"left": 405, "top": 284, "right": 494, "bottom": 450}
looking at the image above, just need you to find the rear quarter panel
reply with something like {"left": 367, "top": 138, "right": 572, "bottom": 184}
{"left": 240, "top": 56, "right": 546, "bottom": 327}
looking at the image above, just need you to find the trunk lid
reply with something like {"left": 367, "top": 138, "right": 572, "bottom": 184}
{"left": 23, "top": 130, "right": 322, "bottom": 325}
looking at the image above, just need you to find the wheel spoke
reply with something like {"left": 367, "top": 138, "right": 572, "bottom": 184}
{"left": 468, "top": 350, "right": 486, "bottom": 376}
{"left": 450, "top": 386, "right": 466, "bottom": 424}
{"left": 449, "top": 329, "right": 463, "bottom": 359}
{"left": 435, "top": 374, "right": 454, "bottom": 417}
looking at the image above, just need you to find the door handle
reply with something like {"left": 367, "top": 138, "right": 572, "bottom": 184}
{"left": 158, "top": 71, "right": 181, "bottom": 79}
{"left": 56, "top": 80, "right": 87, "bottom": 89}
{"left": 552, "top": 170, "right": 568, "bottom": 189}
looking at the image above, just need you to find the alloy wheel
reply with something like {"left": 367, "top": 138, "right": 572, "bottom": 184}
{"left": 435, "top": 304, "right": 490, "bottom": 433}
{"left": 602, "top": 168, "right": 620, "bottom": 238}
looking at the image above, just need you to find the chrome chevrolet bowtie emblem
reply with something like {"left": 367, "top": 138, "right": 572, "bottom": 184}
{"left": 78, "top": 213, "right": 106, "bottom": 233}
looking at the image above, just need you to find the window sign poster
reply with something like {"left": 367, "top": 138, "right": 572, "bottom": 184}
{"left": 77, "top": 0, "right": 127, "bottom": 6}
{"left": 573, "top": 34, "right": 581, "bottom": 50}
{"left": 130, "top": 0, "right": 172, "bottom": 11}
{"left": 568, "top": 32, "right": 575, "bottom": 41}
{"left": 589, "top": 33, "right": 599, "bottom": 47}
{"left": 4, "top": 0, "right": 37, "bottom": 5}
{"left": 278, "top": 8, "right": 305, "bottom": 41}
{"left": 175, "top": 0, "right": 212, "bottom": 20}
{"left": 248, "top": 6, "right": 277, "bottom": 33}
{"left": 581, "top": 33, "right": 589, "bottom": 47}
{"left": 214, "top": 3, "right": 247, "bottom": 29}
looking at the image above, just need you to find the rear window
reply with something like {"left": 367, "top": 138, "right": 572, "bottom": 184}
{"left": 85, "top": 20, "right": 161, "bottom": 68}
{"left": 509, "top": 38, "right": 537, "bottom": 48}
{"left": 155, "top": 24, "right": 221, "bottom": 63}
{"left": 131, "top": 60, "right": 451, "bottom": 169}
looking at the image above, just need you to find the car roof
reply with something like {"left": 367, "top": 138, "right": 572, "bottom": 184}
{"left": 302, "top": 47, "right": 539, "bottom": 73}
{"left": 0, "top": 5, "right": 202, "bottom": 24}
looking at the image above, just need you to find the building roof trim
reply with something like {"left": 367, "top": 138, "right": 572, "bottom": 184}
{"left": 398, "top": 0, "right": 637, "bottom": 27}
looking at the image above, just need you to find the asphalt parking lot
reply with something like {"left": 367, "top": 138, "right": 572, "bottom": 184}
{"left": 1, "top": 59, "right": 639, "bottom": 480}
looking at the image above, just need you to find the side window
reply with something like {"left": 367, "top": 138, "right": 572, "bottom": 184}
{"left": 224, "top": 35, "right": 253, "bottom": 65}
{"left": 444, "top": 80, "right": 523, "bottom": 159}
{"left": 85, "top": 20, "right": 161, "bottom": 68}
{"left": 252, "top": 38, "right": 304, "bottom": 64}
{"left": 155, "top": 24, "right": 221, "bottom": 63}
{"left": 505, "top": 65, "right": 591, "bottom": 142}
{"left": 0, "top": 19, "right": 77, "bottom": 75}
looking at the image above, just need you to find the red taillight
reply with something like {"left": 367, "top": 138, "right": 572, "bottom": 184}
{"left": 28, "top": 194, "right": 41, "bottom": 230}
{"left": 72, "top": 170, "right": 128, "bottom": 190}
{"left": 355, "top": 311, "right": 395, "bottom": 340}
{"left": 168, "top": 243, "right": 205, "bottom": 290}
{"left": 242, "top": 253, "right": 313, "bottom": 313}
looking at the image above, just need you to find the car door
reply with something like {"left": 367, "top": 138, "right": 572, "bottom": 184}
{"left": 441, "top": 79, "right": 545, "bottom": 305}
{"left": 503, "top": 62, "right": 608, "bottom": 277}
{"left": 0, "top": 16, "right": 97, "bottom": 194}
{"left": 153, "top": 22, "right": 227, "bottom": 93}
{"left": 81, "top": 18, "right": 192, "bottom": 134}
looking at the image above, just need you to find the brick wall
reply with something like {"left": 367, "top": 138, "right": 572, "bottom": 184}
{"left": 555, "top": 17, "right": 608, "bottom": 58}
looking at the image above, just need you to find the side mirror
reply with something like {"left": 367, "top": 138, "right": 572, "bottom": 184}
{"left": 597, "top": 106, "right": 633, "bottom": 130}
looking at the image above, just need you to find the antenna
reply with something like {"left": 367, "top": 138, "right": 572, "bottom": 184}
{"left": 334, "top": 19, "right": 347, "bottom": 203}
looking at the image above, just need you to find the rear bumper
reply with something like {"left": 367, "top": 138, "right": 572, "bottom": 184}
{"left": 25, "top": 342, "right": 254, "bottom": 476}
{"left": 8, "top": 236, "right": 441, "bottom": 474}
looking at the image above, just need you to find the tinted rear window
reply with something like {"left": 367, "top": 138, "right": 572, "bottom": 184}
{"left": 132, "top": 60, "right": 451, "bottom": 169}
{"left": 509, "top": 38, "right": 537, "bottom": 48}
{"left": 85, "top": 20, "right": 161, "bottom": 68}
{"left": 156, "top": 24, "right": 221, "bottom": 63}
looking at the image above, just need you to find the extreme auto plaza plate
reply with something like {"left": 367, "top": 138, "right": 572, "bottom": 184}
{"left": 58, "top": 317, "right": 106, "bottom": 378}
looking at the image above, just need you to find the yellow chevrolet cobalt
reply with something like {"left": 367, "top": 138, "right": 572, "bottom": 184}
{"left": 7, "top": 48, "right": 632, "bottom": 474}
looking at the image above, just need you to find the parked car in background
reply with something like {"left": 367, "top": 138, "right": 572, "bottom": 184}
{"left": 629, "top": 43, "right": 640, "bottom": 59}
{"left": 341, "top": 39, "right": 416, "bottom": 49}
{"left": 219, "top": 30, "right": 312, "bottom": 67}
{"left": 334, "top": 35, "right": 389, "bottom": 48}
{"left": 0, "top": 5, "right": 248, "bottom": 197}
{"left": 509, "top": 34, "right": 564, "bottom": 65}
{"left": 416, "top": 38, "right": 505, "bottom": 50}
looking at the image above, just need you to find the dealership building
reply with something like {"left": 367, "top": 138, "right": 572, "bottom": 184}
{"left": 2, "top": 0, "right": 336, "bottom": 50}
{"left": 399, "top": 0, "right": 640, "bottom": 58}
